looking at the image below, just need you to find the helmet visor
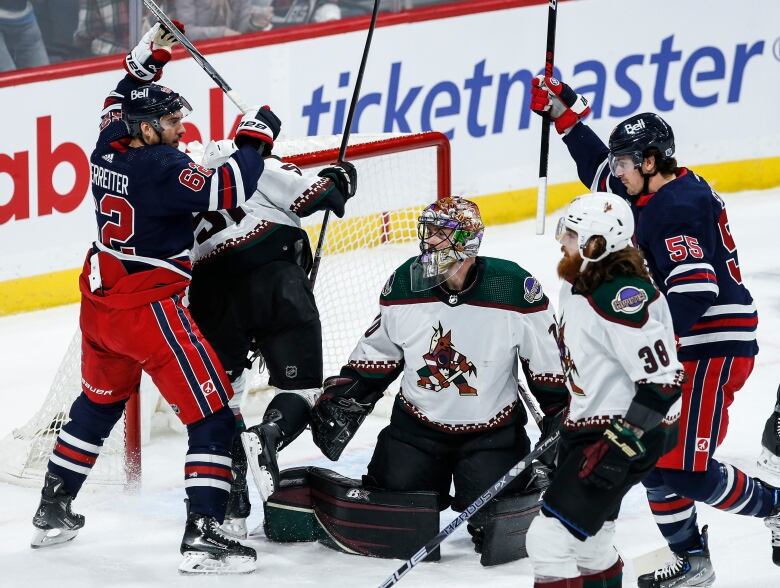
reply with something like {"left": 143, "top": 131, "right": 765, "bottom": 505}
{"left": 608, "top": 152, "right": 643, "bottom": 176}
{"left": 158, "top": 96, "right": 192, "bottom": 130}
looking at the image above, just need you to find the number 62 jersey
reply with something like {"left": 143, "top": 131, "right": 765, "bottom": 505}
{"left": 555, "top": 275, "right": 685, "bottom": 429}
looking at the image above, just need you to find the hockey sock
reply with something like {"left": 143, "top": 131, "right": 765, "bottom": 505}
{"left": 47, "top": 393, "right": 125, "bottom": 497}
{"left": 701, "top": 459, "right": 778, "bottom": 517}
{"left": 643, "top": 469, "right": 700, "bottom": 553}
{"left": 534, "top": 578, "right": 583, "bottom": 588}
{"left": 185, "top": 406, "right": 234, "bottom": 523}
{"left": 580, "top": 558, "right": 623, "bottom": 588}
{"left": 264, "top": 391, "right": 313, "bottom": 450}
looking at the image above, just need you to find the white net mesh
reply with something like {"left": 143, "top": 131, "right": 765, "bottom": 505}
{"left": 0, "top": 132, "right": 449, "bottom": 487}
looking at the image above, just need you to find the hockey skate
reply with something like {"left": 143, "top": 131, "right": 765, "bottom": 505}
{"left": 757, "top": 384, "right": 780, "bottom": 477}
{"left": 179, "top": 513, "right": 256, "bottom": 574}
{"left": 241, "top": 414, "right": 283, "bottom": 502}
{"left": 637, "top": 526, "right": 715, "bottom": 588}
{"left": 764, "top": 503, "right": 780, "bottom": 566}
{"left": 220, "top": 436, "right": 251, "bottom": 539}
{"left": 31, "top": 472, "right": 85, "bottom": 549}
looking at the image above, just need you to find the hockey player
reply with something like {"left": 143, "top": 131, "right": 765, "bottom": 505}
{"left": 530, "top": 76, "right": 780, "bottom": 582}
{"left": 185, "top": 138, "right": 357, "bottom": 536}
{"left": 30, "top": 22, "right": 280, "bottom": 574}
{"left": 526, "top": 192, "right": 684, "bottom": 588}
{"left": 310, "top": 196, "right": 568, "bottom": 547}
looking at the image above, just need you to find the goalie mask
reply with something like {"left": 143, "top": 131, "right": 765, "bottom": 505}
{"left": 555, "top": 192, "right": 634, "bottom": 269}
{"left": 410, "top": 196, "right": 484, "bottom": 292}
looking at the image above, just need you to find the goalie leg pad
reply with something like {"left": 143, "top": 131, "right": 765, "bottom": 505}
{"left": 263, "top": 467, "right": 440, "bottom": 561}
{"left": 477, "top": 487, "right": 545, "bottom": 566}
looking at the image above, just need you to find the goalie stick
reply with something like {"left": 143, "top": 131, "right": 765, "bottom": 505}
{"left": 142, "top": 0, "right": 249, "bottom": 113}
{"left": 376, "top": 430, "right": 561, "bottom": 588}
{"left": 308, "top": 0, "right": 381, "bottom": 286}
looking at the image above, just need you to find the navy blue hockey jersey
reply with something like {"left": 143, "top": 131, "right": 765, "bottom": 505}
{"left": 562, "top": 122, "right": 758, "bottom": 361}
{"left": 90, "top": 75, "right": 263, "bottom": 279}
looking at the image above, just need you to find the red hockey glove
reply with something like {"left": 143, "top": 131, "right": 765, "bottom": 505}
{"left": 124, "top": 20, "right": 185, "bottom": 82}
{"left": 530, "top": 74, "right": 591, "bottom": 135}
{"left": 578, "top": 419, "right": 646, "bottom": 490}
{"left": 235, "top": 105, "right": 282, "bottom": 156}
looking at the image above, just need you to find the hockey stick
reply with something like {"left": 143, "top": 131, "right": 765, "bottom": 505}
{"left": 535, "top": 0, "right": 559, "bottom": 235}
{"left": 308, "top": 0, "right": 381, "bottom": 287}
{"left": 142, "top": 0, "right": 249, "bottom": 113}
{"left": 517, "top": 382, "right": 544, "bottom": 425}
{"left": 376, "top": 430, "right": 561, "bottom": 588}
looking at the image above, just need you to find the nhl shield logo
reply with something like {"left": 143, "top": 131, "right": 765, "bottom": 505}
{"left": 285, "top": 365, "right": 298, "bottom": 379}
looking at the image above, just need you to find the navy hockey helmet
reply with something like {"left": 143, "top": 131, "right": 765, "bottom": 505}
{"left": 122, "top": 84, "right": 191, "bottom": 137}
{"left": 607, "top": 112, "right": 675, "bottom": 174}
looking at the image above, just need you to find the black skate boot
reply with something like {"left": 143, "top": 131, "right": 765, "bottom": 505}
{"left": 241, "top": 410, "right": 284, "bottom": 502}
{"left": 221, "top": 435, "right": 251, "bottom": 539}
{"left": 31, "top": 472, "right": 85, "bottom": 549}
{"left": 179, "top": 513, "right": 256, "bottom": 574}
{"left": 758, "top": 384, "right": 780, "bottom": 476}
{"left": 764, "top": 500, "right": 780, "bottom": 566}
{"left": 637, "top": 525, "right": 715, "bottom": 588}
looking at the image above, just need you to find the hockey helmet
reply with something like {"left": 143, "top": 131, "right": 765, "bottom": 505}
{"left": 122, "top": 84, "right": 191, "bottom": 137}
{"left": 556, "top": 192, "right": 634, "bottom": 264}
{"left": 607, "top": 112, "right": 675, "bottom": 175}
{"left": 410, "top": 196, "right": 484, "bottom": 292}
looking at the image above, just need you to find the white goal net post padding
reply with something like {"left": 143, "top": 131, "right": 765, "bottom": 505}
{"left": 0, "top": 132, "right": 451, "bottom": 488}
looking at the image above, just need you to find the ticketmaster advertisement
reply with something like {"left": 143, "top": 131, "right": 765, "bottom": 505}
{"left": 1, "top": 0, "right": 779, "bottom": 311}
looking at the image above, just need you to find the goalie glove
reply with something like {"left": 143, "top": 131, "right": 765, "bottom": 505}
{"left": 530, "top": 74, "right": 591, "bottom": 135}
{"left": 311, "top": 375, "right": 382, "bottom": 461}
{"left": 578, "top": 419, "right": 646, "bottom": 490}
{"left": 124, "top": 21, "right": 184, "bottom": 82}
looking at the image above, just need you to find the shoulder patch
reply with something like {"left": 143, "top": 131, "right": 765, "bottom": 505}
{"left": 380, "top": 257, "right": 435, "bottom": 304}
{"left": 381, "top": 270, "right": 396, "bottom": 297}
{"left": 523, "top": 275, "right": 544, "bottom": 303}
{"left": 587, "top": 277, "right": 659, "bottom": 328}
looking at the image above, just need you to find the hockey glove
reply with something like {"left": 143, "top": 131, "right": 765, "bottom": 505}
{"left": 124, "top": 21, "right": 185, "bottom": 82}
{"left": 235, "top": 105, "right": 282, "bottom": 156}
{"left": 578, "top": 419, "right": 646, "bottom": 490}
{"left": 311, "top": 375, "right": 382, "bottom": 461}
{"left": 530, "top": 74, "right": 591, "bottom": 135}
{"left": 315, "top": 161, "right": 357, "bottom": 218}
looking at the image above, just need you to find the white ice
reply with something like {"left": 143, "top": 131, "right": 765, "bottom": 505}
{"left": 1, "top": 189, "right": 779, "bottom": 587}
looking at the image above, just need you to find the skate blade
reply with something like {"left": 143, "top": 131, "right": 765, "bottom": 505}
{"left": 220, "top": 517, "right": 248, "bottom": 539}
{"left": 31, "top": 527, "right": 79, "bottom": 549}
{"left": 178, "top": 551, "right": 256, "bottom": 574}
{"left": 241, "top": 433, "right": 275, "bottom": 502}
{"left": 757, "top": 448, "right": 780, "bottom": 477}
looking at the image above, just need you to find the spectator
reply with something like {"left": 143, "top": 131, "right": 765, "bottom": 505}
{"left": 31, "top": 0, "right": 79, "bottom": 64}
{"left": 0, "top": 0, "right": 49, "bottom": 72}
{"left": 173, "top": 0, "right": 268, "bottom": 40}
{"left": 260, "top": 0, "right": 341, "bottom": 27}
{"left": 74, "top": 0, "right": 129, "bottom": 56}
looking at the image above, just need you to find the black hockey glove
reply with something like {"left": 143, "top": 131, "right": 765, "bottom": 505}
{"left": 578, "top": 419, "right": 646, "bottom": 490}
{"left": 317, "top": 161, "right": 357, "bottom": 216}
{"left": 235, "top": 105, "right": 282, "bottom": 156}
{"left": 311, "top": 374, "right": 382, "bottom": 461}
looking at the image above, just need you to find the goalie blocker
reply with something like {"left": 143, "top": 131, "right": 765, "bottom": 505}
{"left": 263, "top": 465, "right": 547, "bottom": 566}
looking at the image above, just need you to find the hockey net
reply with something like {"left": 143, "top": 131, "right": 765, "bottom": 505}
{"left": 0, "top": 132, "right": 450, "bottom": 488}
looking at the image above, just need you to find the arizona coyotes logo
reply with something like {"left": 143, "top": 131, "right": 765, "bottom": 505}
{"left": 416, "top": 322, "right": 477, "bottom": 395}
{"left": 549, "top": 317, "right": 584, "bottom": 396}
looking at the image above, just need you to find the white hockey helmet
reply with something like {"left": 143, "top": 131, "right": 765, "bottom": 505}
{"left": 555, "top": 192, "right": 634, "bottom": 264}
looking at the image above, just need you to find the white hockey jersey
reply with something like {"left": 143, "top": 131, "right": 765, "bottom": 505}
{"left": 190, "top": 156, "right": 329, "bottom": 264}
{"left": 343, "top": 257, "right": 567, "bottom": 432}
{"left": 556, "top": 276, "right": 684, "bottom": 430}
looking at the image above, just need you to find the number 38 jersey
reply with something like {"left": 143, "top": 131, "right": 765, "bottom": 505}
{"left": 556, "top": 276, "right": 684, "bottom": 427}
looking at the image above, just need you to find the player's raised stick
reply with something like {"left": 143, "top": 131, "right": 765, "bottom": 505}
{"left": 142, "top": 0, "right": 249, "bottom": 113}
{"left": 375, "top": 430, "right": 560, "bottom": 588}
{"left": 308, "top": 0, "right": 381, "bottom": 287}
{"left": 535, "top": 0, "right": 559, "bottom": 235}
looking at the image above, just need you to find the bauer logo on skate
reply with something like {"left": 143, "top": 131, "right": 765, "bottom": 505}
{"left": 611, "top": 287, "right": 648, "bottom": 314}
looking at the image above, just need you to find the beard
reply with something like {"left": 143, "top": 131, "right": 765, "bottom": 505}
{"left": 557, "top": 250, "right": 583, "bottom": 284}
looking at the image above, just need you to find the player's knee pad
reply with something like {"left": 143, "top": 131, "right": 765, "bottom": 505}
{"left": 576, "top": 521, "right": 619, "bottom": 573}
{"left": 526, "top": 512, "right": 580, "bottom": 579}
{"left": 659, "top": 466, "right": 717, "bottom": 503}
{"left": 65, "top": 392, "right": 126, "bottom": 441}
{"left": 264, "top": 466, "right": 440, "bottom": 561}
{"left": 186, "top": 405, "right": 235, "bottom": 452}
